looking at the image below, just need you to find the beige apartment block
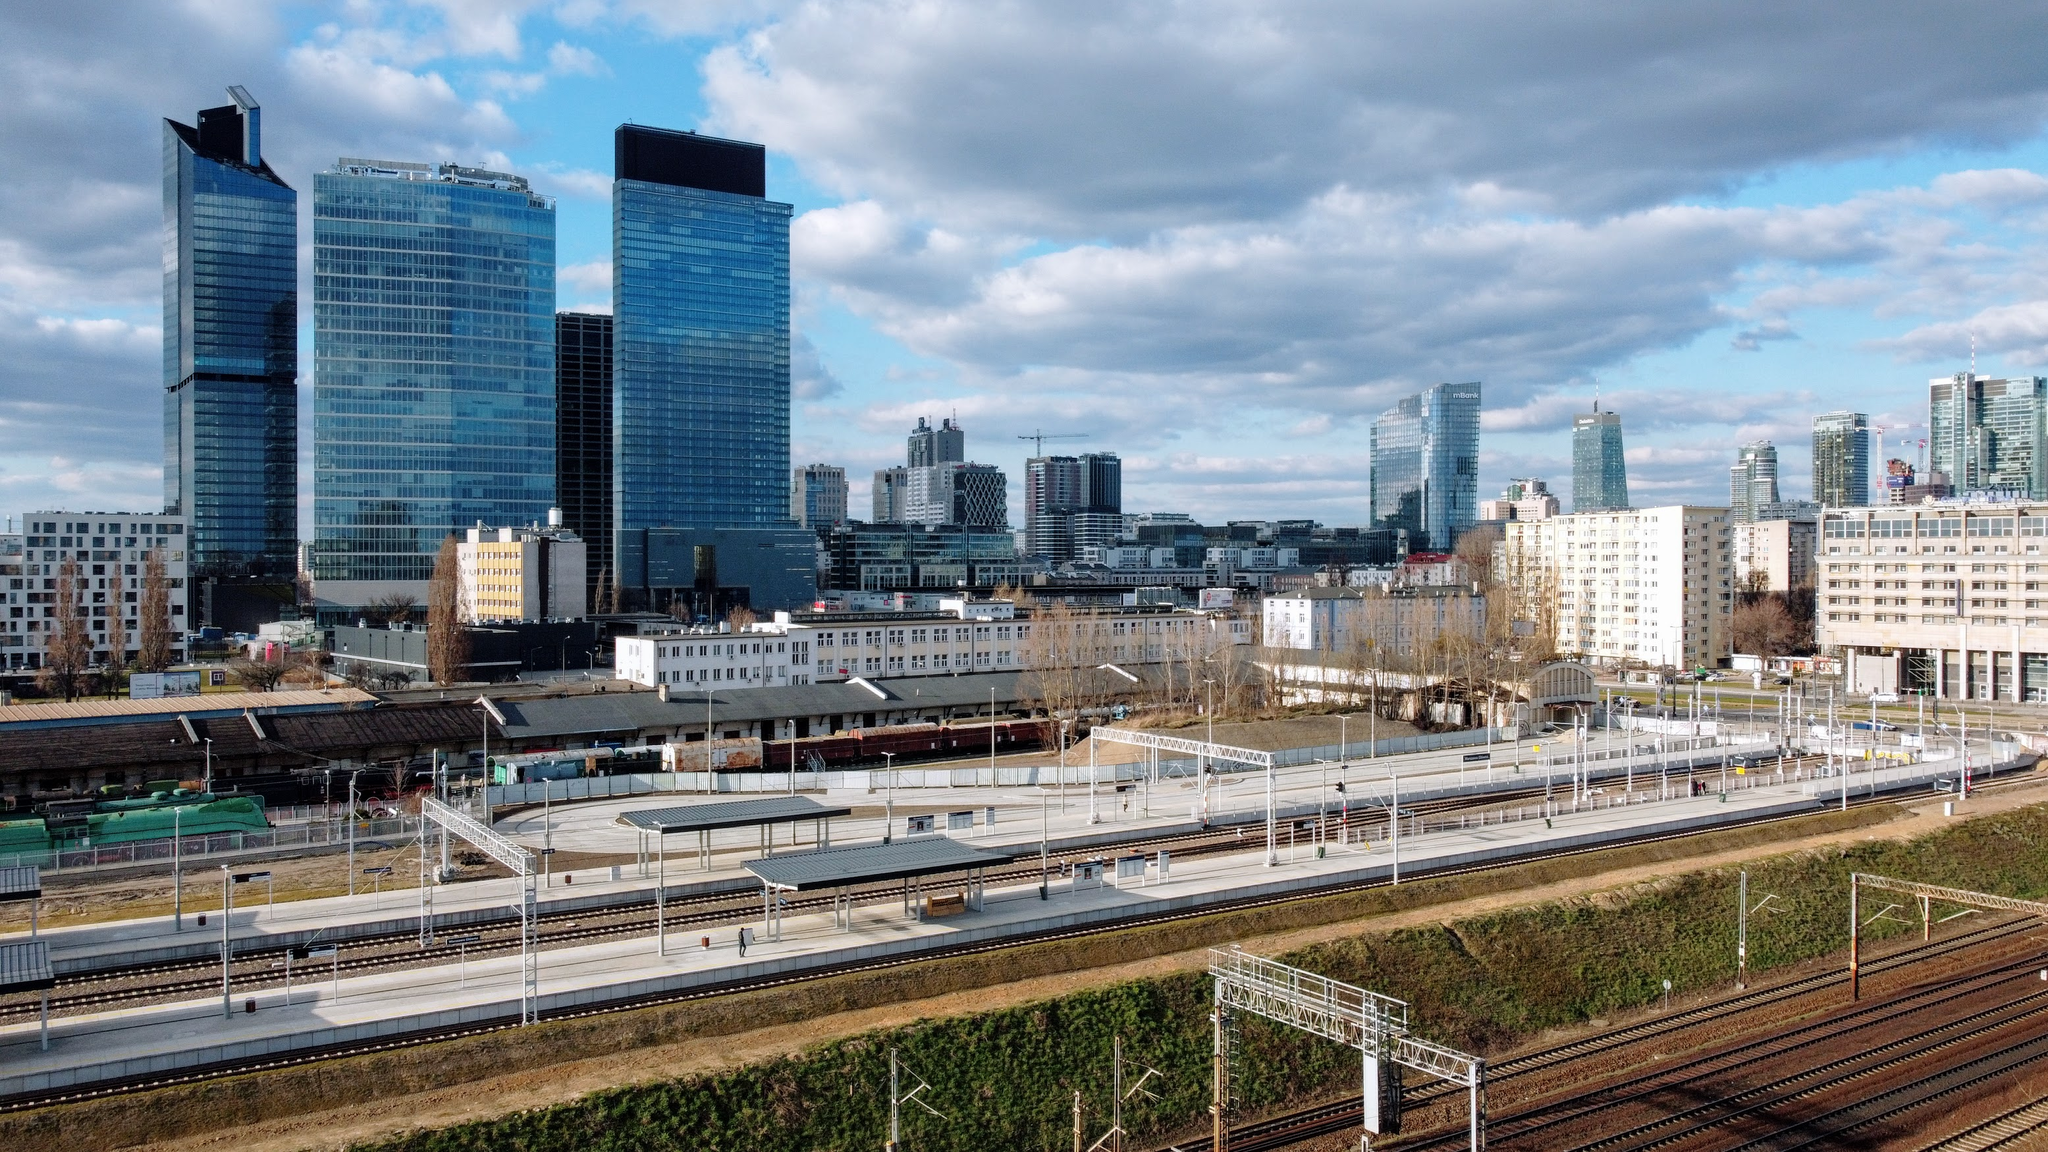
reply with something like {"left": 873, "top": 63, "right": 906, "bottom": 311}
{"left": 1816, "top": 501, "right": 2048, "bottom": 701}
{"left": 1503, "top": 505, "right": 1731, "bottom": 669}
{"left": 1733, "top": 517, "right": 1817, "bottom": 592}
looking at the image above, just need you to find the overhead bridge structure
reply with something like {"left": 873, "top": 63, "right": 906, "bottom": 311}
{"left": 420, "top": 798, "right": 537, "bottom": 1024}
{"left": 1088, "top": 726, "right": 1288, "bottom": 864}
{"left": 1849, "top": 872, "right": 2048, "bottom": 1000}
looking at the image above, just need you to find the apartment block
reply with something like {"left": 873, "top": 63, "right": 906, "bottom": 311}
{"left": 1732, "top": 517, "right": 1817, "bottom": 593}
{"left": 1261, "top": 585, "right": 1486, "bottom": 652}
{"left": 1503, "top": 506, "right": 1731, "bottom": 668}
{"left": 8, "top": 512, "right": 191, "bottom": 670}
{"left": 456, "top": 518, "right": 588, "bottom": 622}
{"left": 1815, "top": 500, "right": 2048, "bottom": 700}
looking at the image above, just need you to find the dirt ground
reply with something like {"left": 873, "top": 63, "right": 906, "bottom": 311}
{"left": 134, "top": 775, "right": 2048, "bottom": 1152}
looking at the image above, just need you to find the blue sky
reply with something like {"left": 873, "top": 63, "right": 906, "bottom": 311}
{"left": 3, "top": 2, "right": 2047, "bottom": 532}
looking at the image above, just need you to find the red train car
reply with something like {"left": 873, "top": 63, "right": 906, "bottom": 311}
{"left": 765, "top": 720, "right": 1045, "bottom": 769}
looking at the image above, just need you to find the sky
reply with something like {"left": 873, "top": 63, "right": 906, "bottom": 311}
{"left": 4, "top": 1, "right": 2048, "bottom": 534}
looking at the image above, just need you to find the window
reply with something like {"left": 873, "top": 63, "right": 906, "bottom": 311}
{"left": 1969, "top": 517, "right": 2015, "bottom": 537}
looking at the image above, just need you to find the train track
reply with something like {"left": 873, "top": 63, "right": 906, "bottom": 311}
{"left": 0, "top": 779, "right": 1608, "bottom": 1021}
{"left": 1916, "top": 1095, "right": 2048, "bottom": 1151}
{"left": 1163, "top": 916, "right": 2048, "bottom": 1151}
{"left": 0, "top": 778, "right": 1927, "bottom": 1116}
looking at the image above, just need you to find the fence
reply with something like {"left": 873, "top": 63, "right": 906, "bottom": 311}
{"left": 1, "top": 815, "right": 423, "bottom": 876}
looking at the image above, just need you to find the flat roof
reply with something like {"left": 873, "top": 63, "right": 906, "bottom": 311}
{"left": 0, "top": 865, "right": 39, "bottom": 903}
{"left": 0, "top": 939, "right": 52, "bottom": 993}
{"left": 0, "top": 688, "right": 376, "bottom": 729}
{"left": 617, "top": 796, "right": 853, "bottom": 835}
{"left": 744, "top": 838, "right": 1016, "bottom": 891}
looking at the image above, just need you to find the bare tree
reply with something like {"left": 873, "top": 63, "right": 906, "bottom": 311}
{"left": 726, "top": 604, "right": 758, "bottom": 632}
{"left": 36, "top": 557, "right": 90, "bottom": 701}
{"left": 1733, "top": 595, "right": 1803, "bottom": 658}
{"left": 138, "top": 548, "right": 174, "bottom": 672}
{"left": 229, "top": 657, "right": 291, "bottom": 692}
{"left": 367, "top": 593, "right": 417, "bottom": 626}
{"left": 427, "top": 534, "right": 470, "bottom": 684}
{"left": 1017, "top": 598, "right": 1101, "bottom": 736}
{"left": 102, "top": 592, "right": 129, "bottom": 698}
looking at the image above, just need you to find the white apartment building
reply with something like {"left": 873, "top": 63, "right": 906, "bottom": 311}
{"left": 1732, "top": 517, "right": 1817, "bottom": 593}
{"left": 613, "top": 599, "right": 1233, "bottom": 689}
{"left": 1503, "top": 505, "right": 1731, "bottom": 669}
{"left": 1262, "top": 586, "right": 1486, "bottom": 652}
{"left": 614, "top": 627, "right": 814, "bottom": 690}
{"left": 7, "top": 511, "right": 190, "bottom": 670}
{"left": 457, "top": 518, "right": 588, "bottom": 622}
{"left": 1815, "top": 500, "right": 2048, "bottom": 701}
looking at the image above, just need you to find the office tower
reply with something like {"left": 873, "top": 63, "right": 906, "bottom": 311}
{"left": 792, "top": 464, "right": 848, "bottom": 529}
{"left": 1929, "top": 373, "right": 2048, "bottom": 498}
{"left": 1081, "top": 453, "right": 1122, "bottom": 516}
{"left": 903, "top": 463, "right": 1008, "bottom": 528}
{"left": 872, "top": 466, "right": 909, "bottom": 523}
{"left": 1368, "top": 382, "right": 1482, "bottom": 552}
{"left": 612, "top": 126, "right": 792, "bottom": 599}
{"left": 556, "top": 312, "right": 613, "bottom": 608}
{"left": 1728, "top": 441, "right": 1780, "bottom": 523}
{"left": 1811, "top": 411, "right": 1870, "bottom": 507}
{"left": 1025, "top": 455, "right": 1084, "bottom": 559}
{"left": 1570, "top": 405, "right": 1629, "bottom": 512}
{"left": 162, "top": 87, "right": 298, "bottom": 581}
{"left": 907, "top": 416, "right": 965, "bottom": 467}
{"left": 312, "top": 159, "right": 557, "bottom": 589}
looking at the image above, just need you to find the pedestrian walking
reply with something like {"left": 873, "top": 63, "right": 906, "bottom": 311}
{"left": 738, "top": 926, "right": 752, "bottom": 956}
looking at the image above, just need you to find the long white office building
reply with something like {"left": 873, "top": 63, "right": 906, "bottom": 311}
{"left": 1816, "top": 499, "right": 2048, "bottom": 700}
{"left": 1502, "top": 505, "right": 1731, "bottom": 669}
{"left": 614, "top": 598, "right": 1234, "bottom": 690}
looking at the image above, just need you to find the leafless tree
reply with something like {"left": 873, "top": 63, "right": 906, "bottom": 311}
{"left": 1734, "top": 595, "right": 1804, "bottom": 658}
{"left": 229, "top": 657, "right": 291, "bottom": 692}
{"left": 138, "top": 548, "right": 174, "bottom": 672}
{"left": 427, "top": 534, "right": 471, "bottom": 684}
{"left": 367, "top": 593, "right": 417, "bottom": 626}
{"left": 102, "top": 592, "right": 129, "bottom": 698}
{"left": 1017, "top": 598, "right": 1101, "bottom": 734}
{"left": 36, "top": 557, "right": 90, "bottom": 701}
{"left": 726, "top": 604, "right": 758, "bottom": 632}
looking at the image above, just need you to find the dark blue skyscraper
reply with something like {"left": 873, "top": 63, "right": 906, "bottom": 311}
{"left": 612, "top": 126, "right": 792, "bottom": 596}
{"left": 163, "top": 86, "right": 298, "bottom": 578}
{"left": 1369, "top": 381, "right": 1481, "bottom": 552}
{"left": 311, "top": 159, "right": 556, "bottom": 587}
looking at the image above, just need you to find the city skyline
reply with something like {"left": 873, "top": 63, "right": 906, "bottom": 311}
{"left": 4, "top": 6, "right": 2048, "bottom": 531}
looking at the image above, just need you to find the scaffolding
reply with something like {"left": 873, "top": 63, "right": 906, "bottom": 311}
{"left": 421, "top": 798, "right": 538, "bottom": 1024}
{"left": 1849, "top": 872, "right": 2048, "bottom": 1000}
{"left": 1090, "top": 727, "right": 1280, "bottom": 863}
{"left": 1209, "top": 946, "right": 1485, "bottom": 1150}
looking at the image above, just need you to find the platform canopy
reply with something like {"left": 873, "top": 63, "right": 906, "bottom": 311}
{"left": 0, "top": 938, "right": 52, "bottom": 993}
{"left": 617, "top": 796, "right": 853, "bottom": 836}
{"left": 0, "top": 866, "right": 39, "bottom": 904}
{"left": 744, "top": 838, "right": 1015, "bottom": 892}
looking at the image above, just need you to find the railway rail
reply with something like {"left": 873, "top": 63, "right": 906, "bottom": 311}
{"left": 0, "top": 772, "right": 1931, "bottom": 1116}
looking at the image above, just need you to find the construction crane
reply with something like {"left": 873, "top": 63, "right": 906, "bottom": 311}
{"left": 1017, "top": 429, "right": 1088, "bottom": 455}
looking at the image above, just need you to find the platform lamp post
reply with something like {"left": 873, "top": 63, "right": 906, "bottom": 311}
{"left": 882, "top": 752, "right": 896, "bottom": 844}
{"left": 347, "top": 769, "right": 362, "bottom": 895}
{"left": 172, "top": 806, "right": 184, "bottom": 931}
{"left": 989, "top": 686, "right": 998, "bottom": 789}
{"left": 203, "top": 737, "right": 213, "bottom": 794}
{"left": 221, "top": 869, "right": 270, "bottom": 1018}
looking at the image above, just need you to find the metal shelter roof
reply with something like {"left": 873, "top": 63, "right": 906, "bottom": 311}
{"left": 618, "top": 796, "right": 853, "bottom": 835}
{"left": 0, "top": 866, "right": 39, "bottom": 903}
{"left": 744, "top": 838, "right": 1016, "bottom": 891}
{"left": 0, "top": 939, "right": 52, "bottom": 993}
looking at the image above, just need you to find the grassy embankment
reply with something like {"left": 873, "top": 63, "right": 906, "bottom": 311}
{"left": 331, "top": 803, "right": 2048, "bottom": 1151}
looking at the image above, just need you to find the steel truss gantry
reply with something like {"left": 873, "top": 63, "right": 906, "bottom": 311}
{"left": 422, "top": 798, "right": 539, "bottom": 1024}
{"left": 1091, "top": 727, "right": 1284, "bottom": 863}
{"left": 1209, "top": 947, "right": 1485, "bottom": 1150}
{"left": 1849, "top": 872, "right": 2048, "bottom": 1000}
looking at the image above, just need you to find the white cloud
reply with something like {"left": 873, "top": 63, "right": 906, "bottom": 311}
{"left": 546, "top": 40, "right": 609, "bottom": 76}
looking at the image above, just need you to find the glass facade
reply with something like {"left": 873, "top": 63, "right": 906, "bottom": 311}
{"left": 613, "top": 126, "right": 792, "bottom": 592}
{"left": 312, "top": 161, "right": 556, "bottom": 583}
{"left": 1369, "top": 382, "right": 1481, "bottom": 551}
{"left": 556, "top": 311, "right": 614, "bottom": 607}
{"left": 1728, "top": 441, "right": 1779, "bottom": 522}
{"left": 1929, "top": 374, "right": 2047, "bottom": 499}
{"left": 1571, "top": 409, "right": 1629, "bottom": 512}
{"left": 162, "top": 91, "right": 298, "bottom": 578}
{"left": 1811, "top": 411, "right": 1870, "bottom": 507}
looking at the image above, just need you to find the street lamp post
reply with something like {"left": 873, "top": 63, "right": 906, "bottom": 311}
{"left": 347, "top": 770, "right": 362, "bottom": 896}
{"left": 883, "top": 752, "right": 896, "bottom": 843}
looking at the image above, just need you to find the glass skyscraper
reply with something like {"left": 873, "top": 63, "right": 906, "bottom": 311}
{"left": 1728, "top": 441, "right": 1780, "bottom": 522}
{"left": 1811, "top": 410, "right": 1870, "bottom": 507}
{"left": 312, "top": 159, "right": 556, "bottom": 585}
{"left": 556, "top": 311, "right": 613, "bottom": 607}
{"left": 1369, "top": 382, "right": 1481, "bottom": 552}
{"left": 1929, "top": 374, "right": 2046, "bottom": 499}
{"left": 163, "top": 87, "right": 298, "bottom": 579}
{"left": 612, "top": 126, "right": 792, "bottom": 593}
{"left": 1571, "top": 406, "right": 1629, "bottom": 512}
